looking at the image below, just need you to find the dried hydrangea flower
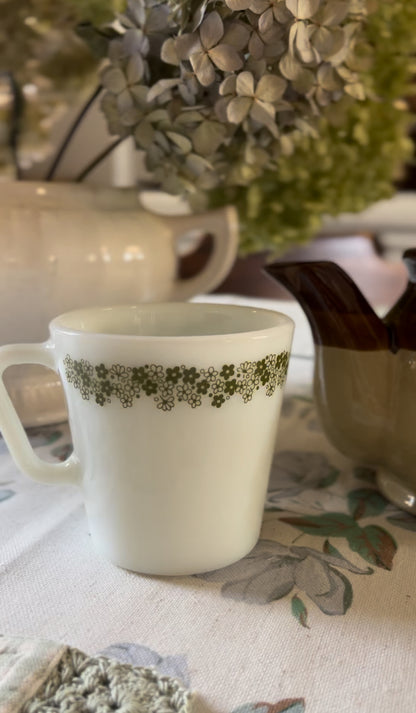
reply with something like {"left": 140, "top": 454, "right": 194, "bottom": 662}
{"left": 95, "top": 0, "right": 415, "bottom": 253}
{"left": 218, "top": 71, "right": 287, "bottom": 138}
{"left": 175, "top": 11, "right": 244, "bottom": 86}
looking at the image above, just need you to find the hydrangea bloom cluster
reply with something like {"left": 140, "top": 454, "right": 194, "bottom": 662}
{"left": 100, "top": 0, "right": 370, "bottom": 211}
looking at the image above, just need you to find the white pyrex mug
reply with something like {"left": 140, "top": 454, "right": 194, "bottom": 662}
{"left": 0, "top": 303, "right": 294, "bottom": 575}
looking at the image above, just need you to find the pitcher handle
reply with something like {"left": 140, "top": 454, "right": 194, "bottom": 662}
{"left": 0, "top": 342, "right": 81, "bottom": 485}
{"left": 169, "top": 205, "right": 239, "bottom": 301}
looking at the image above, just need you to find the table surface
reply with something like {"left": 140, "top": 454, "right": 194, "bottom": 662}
{"left": 1, "top": 295, "right": 416, "bottom": 713}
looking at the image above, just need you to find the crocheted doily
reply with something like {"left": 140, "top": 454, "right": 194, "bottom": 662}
{"left": 0, "top": 637, "right": 192, "bottom": 713}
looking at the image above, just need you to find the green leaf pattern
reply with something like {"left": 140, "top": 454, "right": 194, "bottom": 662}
{"left": 63, "top": 352, "right": 289, "bottom": 410}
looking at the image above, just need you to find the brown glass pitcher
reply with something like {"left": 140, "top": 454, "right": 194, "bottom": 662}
{"left": 265, "top": 249, "right": 416, "bottom": 514}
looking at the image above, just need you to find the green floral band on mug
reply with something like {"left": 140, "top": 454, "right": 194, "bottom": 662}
{"left": 63, "top": 352, "right": 290, "bottom": 411}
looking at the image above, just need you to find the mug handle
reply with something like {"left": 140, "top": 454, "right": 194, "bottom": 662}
{"left": 0, "top": 342, "right": 81, "bottom": 485}
{"left": 169, "top": 205, "right": 239, "bottom": 301}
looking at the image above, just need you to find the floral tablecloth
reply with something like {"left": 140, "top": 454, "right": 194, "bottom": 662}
{"left": 1, "top": 296, "right": 416, "bottom": 713}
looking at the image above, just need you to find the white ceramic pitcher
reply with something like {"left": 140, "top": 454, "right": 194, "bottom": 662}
{"left": 0, "top": 181, "right": 239, "bottom": 343}
{"left": 0, "top": 181, "right": 239, "bottom": 425}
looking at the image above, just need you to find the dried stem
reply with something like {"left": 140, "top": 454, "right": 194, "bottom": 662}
{"left": 46, "top": 84, "right": 102, "bottom": 181}
{"left": 75, "top": 136, "right": 126, "bottom": 182}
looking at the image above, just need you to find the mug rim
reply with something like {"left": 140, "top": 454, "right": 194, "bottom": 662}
{"left": 50, "top": 302, "right": 294, "bottom": 341}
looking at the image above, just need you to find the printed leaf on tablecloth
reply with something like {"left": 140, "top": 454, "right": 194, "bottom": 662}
{"left": 291, "top": 594, "right": 309, "bottom": 628}
{"left": 317, "top": 467, "right": 340, "bottom": 489}
{"left": 323, "top": 539, "right": 342, "bottom": 558}
{"left": 231, "top": 699, "right": 305, "bottom": 713}
{"left": 198, "top": 539, "right": 371, "bottom": 617}
{"left": 51, "top": 444, "right": 73, "bottom": 462}
{"left": 100, "top": 642, "right": 190, "bottom": 686}
{"left": 321, "top": 539, "right": 373, "bottom": 577}
{"left": 0, "top": 489, "right": 14, "bottom": 502}
{"left": 345, "top": 524, "right": 397, "bottom": 570}
{"left": 347, "top": 488, "right": 388, "bottom": 520}
{"left": 280, "top": 512, "right": 358, "bottom": 537}
{"left": 281, "top": 512, "right": 397, "bottom": 569}
{"left": 99, "top": 643, "right": 190, "bottom": 685}
{"left": 266, "top": 450, "right": 341, "bottom": 510}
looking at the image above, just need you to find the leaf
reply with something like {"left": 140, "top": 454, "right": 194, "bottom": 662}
{"left": 248, "top": 32, "right": 265, "bottom": 61}
{"left": 101, "top": 67, "right": 127, "bottom": 93}
{"left": 130, "top": 85, "right": 148, "bottom": 106}
{"left": 192, "top": 0, "right": 209, "bottom": 30}
{"left": 291, "top": 594, "right": 309, "bottom": 628}
{"left": 335, "top": 568, "right": 353, "bottom": 613}
{"left": 176, "top": 110, "right": 204, "bottom": 124}
{"left": 232, "top": 700, "right": 305, "bottom": 713}
{"left": 146, "top": 79, "right": 179, "bottom": 103}
{"left": 285, "top": 0, "right": 320, "bottom": 20}
{"left": 161, "top": 38, "right": 179, "bottom": 65}
{"left": 186, "top": 153, "right": 212, "bottom": 176}
{"left": 280, "top": 512, "right": 359, "bottom": 537}
{"left": 279, "top": 53, "right": 304, "bottom": 81}
{"left": 192, "top": 121, "right": 226, "bottom": 155}
{"left": 221, "top": 558, "right": 295, "bottom": 604}
{"left": 0, "top": 489, "right": 14, "bottom": 502}
{"left": 122, "top": 29, "right": 149, "bottom": 57}
{"left": 250, "top": 100, "right": 279, "bottom": 137}
{"left": 236, "top": 71, "right": 255, "bottom": 97}
{"left": 190, "top": 52, "right": 216, "bottom": 87}
{"left": 317, "top": 64, "right": 343, "bottom": 92}
{"left": 346, "top": 525, "right": 397, "bottom": 570}
{"left": 347, "top": 488, "right": 388, "bottom": 520}
{"left": 319, "top": 28, "right": 346, "bottom": 59}
{"left": 258, "top": 8, "right": 274, "bottom": 35}
{"left": 294, "top": 21, "right": 318, "bottom": 64}
{"left": 227, "top": 96, "right": 252, "bottom": 123}
{"left": 146, "top": 108, "right": 169, "bottom": 122}
{"left": 275, "top": 702, "right": 306, "bottom": 713}
{"left": 256, "top": 75, "right": 286, "bottom": 102}
{"left": 318, "top": 467, "right": 340, "bottom": 488}
{"left": 134, "top": 120, "right": 155, "bottom": 148}
{"left": 225, "top": 0, "right": 250, "bottom": 9}
{"left": 310, "top": 26, "right": 336, "bottom": 56}
{"left": 175, "top": 32, "right": 201, "bottom": 60}
{"left": 208, "top": 44, "right": 243, "bottom": 72}
{"left": 292, "top": 67, "right": 315, "bottom": 93}
{"left": 146, "top": 6, "right": 169, "bottom": 33}
{"left": 345, "top": 82, "right": 366, "bottom": 101}
{"left": 222, "top": 21, "right": 250, "bottom": 50}
{"left": 117, "top": 89, "right": 134, "bottom": 113}
{"left": 126, "top": 55, "right": 145, "bottom": 85}
{"left": 322, "top": 539, "right": 374, "bottom": 574}
{"left": 120, "top": 107, "right": 141, "bottom": 128}
{"left": 200, "top": 11, "right": 224, "bottom": 49}
{"left": 220, "top": 75, "right": 237, "bottom": 96}
{"left": 323, "top": 539, "right": 342, "bottom": 557}
{"left": 317, "top": 1, "right": 349, "bottom": 26}
{"left": 294, "top": 554, "right": 354, "bottom": 615}
{"left": 166, "top": 131, "right": 192, "bottom": 153}
{"left": 250, "top": 0, "right": 269, "bottom": 12}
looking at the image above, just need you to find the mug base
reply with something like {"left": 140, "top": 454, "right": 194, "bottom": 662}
{"left": 376, "top": 470, "right": 416, "bottom": 514}
{"left": 93, "top": 534, "right": 259, "bottom": 577}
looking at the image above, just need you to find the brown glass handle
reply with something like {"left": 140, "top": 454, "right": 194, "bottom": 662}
{"left": 403, "top": 249, "right": 416, "bottom": 282}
